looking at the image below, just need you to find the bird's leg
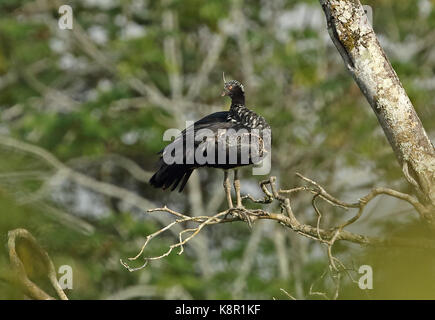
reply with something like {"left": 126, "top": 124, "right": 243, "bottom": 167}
{"left": 223, "top": 170, "right": 233, "bottom": 209}
{"left": 233, "top": 169, "right": 243, "bottom": 208}
{"left": 233, "top": 169, "right": 251, "bottom": 227}
{"left": 224, "top": 170, "right": 251, "bottom": 227}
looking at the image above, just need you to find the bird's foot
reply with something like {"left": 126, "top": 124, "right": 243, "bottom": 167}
{"left": 223, "top": 206, "right": 251, "bottom": 227}
{"left": 239, "top": 211, "right": 253, "bottom": 228}
{"left": 234, "top": 207, "right": 252, "bottom": 228}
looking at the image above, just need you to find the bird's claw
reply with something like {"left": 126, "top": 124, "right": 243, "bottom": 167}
{"left": 240, "top": 212, "right": 253, "bottom": 228}
{"left": 235, "top": 207, "right": 252, "bottom": 228}
{"left": 223, "top": 207, "right": 252, "bottom": 228}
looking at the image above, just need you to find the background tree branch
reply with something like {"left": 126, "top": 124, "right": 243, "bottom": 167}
{"left": 319, "top": 0, "right": 435, "bottom": 222}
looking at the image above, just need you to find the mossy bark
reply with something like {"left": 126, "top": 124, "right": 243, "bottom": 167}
{"left": 319, "top": 0, "right": 435, "bottom": 223}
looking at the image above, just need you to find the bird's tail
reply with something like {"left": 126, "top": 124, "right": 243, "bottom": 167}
{"left": 149, "top": 161, "right": 194, "bottom": 192}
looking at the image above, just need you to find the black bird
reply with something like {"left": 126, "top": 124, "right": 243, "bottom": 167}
{"left": 149, "top": 75, "right": 271, "bottom": 208}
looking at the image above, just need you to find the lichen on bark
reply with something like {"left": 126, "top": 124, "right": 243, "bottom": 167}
{"left": 319, "top": 0, "right": 435, "bottom": 221}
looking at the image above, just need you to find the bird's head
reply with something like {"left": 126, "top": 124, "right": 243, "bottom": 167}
{"left": 221, "top": 73, "right": 245, "bottom": 103}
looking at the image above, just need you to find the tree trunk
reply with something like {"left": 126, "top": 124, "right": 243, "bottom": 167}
{"left": 319, "top": 0, "right": 435, "bottom": 223}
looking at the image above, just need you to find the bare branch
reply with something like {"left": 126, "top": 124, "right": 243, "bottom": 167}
{"left": 186, "top": 34, "right": 227, "bottom": 100}
{"left": 279, "top": 288, "right": 297, "bottom": 300}
{"left": 121, "top": 208, "right": 229, "bottom": 271}
{"left": 121, "top": 174, "right": 435, "bottom": 272}
{"left": 0, "top": 136, "right": 188, "bottom": 239}
{"left": 0, "top": 135, "right": 156, "bottom": 211}
{"left": 162, "top": 4, "right": 183, "bottom": 100}
{"left": 67, "top": 153, "right": 153, "bottom": 183}
{"left": 319, "top": 0, "right": 435, "bottom": 217}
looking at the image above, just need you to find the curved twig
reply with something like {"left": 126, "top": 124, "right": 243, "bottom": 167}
{"left": 8, "top": 228, "right": 68, "bottom": 300}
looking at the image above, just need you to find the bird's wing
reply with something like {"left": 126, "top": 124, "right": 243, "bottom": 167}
{"left": 159, "top": 111, "right": 230, "bottom": 163}
{"left": 159, "top": 110, "right": 270, "bottom": 167}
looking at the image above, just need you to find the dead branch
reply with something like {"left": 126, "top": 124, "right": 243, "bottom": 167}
{"left": 121, "top": 174, "right": 435, "bottom": 272}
